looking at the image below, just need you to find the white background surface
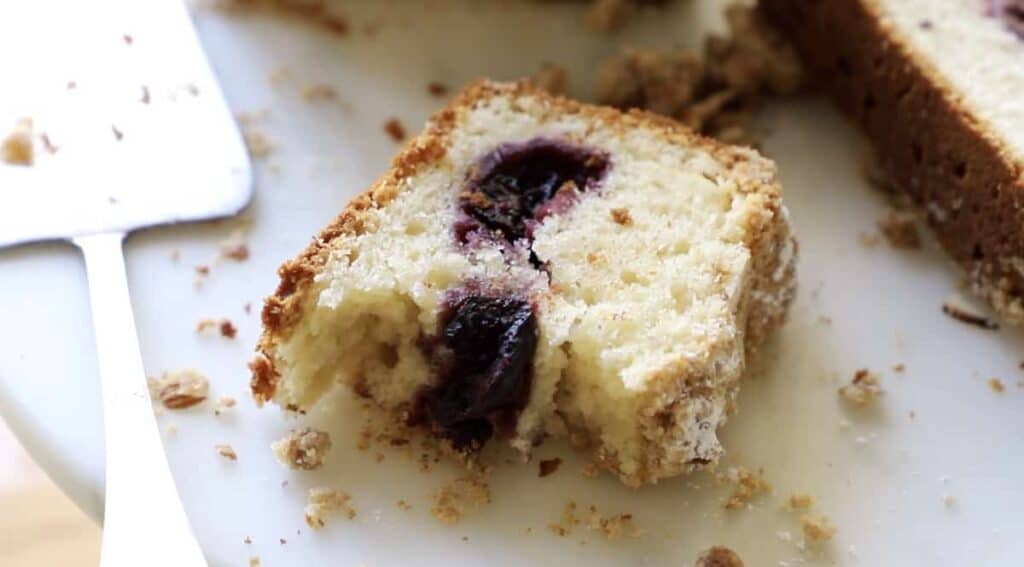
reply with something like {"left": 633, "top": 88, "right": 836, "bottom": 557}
{"left": 1, "top": 1, "right": 1023, "bottom": 565}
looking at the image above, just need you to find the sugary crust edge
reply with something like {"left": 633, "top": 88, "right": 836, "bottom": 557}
{"left": 250, "top": 79, "right": 791, "bottom": 411}
{"left": 762, "top": 0, "right": 1024, "bottom": 323}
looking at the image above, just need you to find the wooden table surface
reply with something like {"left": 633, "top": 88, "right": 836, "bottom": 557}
{"left": 0, "top": 417, "right": 99, "bottom": 567}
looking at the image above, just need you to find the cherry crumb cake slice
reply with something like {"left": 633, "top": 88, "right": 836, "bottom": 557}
{"left": 763, "top": 0, "right": 1024, "bottom": 324}
{"left": 250, "top": 81, "right": 796, "bottom": 486}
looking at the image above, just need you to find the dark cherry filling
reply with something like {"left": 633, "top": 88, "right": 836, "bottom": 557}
{"left": 988, "top": 0, "right": 1024, "bottom": 38}
{"left": 420, "top": 294, "right": 538, "bottom": 450}
{"left": 416, "top": 139, "right": 607, "bottom": 449}
{"left": 457, "top": 138, "right": 609, "bottom": 251}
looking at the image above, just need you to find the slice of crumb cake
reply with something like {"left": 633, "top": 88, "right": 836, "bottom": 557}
{"left": 763, "top": 0, "right": 1024, "bottom": 324}
{"left": 251, "top": 81, "right": 796, "bottom": 486}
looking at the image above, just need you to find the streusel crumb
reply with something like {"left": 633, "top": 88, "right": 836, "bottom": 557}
{"left": 431, "top": 475, "right": 490, "bottom": 525}
{"left": 839, "top": 369, "right": 883, "bottom": 407}
{"left": 304, "top": 487, "right": 355, "bottom": 529}
{"left": 801, "top": 513, "right": 837, "bottom": 542}
{"left": 724, "top": 466, "right": 770, "bottom": 510}
{"left": 2, "top": 118, "right": 33, "bottom": 166}
{"left": 696, "top": 546, "right": 745, "bottom": 567}
{"left": 216, "top": 444, "right": 238, "bottom": 461}
{"left": 784, "top": 493, "right": 815, "bottom": 510}
{"left": 272, "top": 427, "right": 332, "bottom": 470}
{"left": 151, "top": 369, "right": 209, "bottom": 410}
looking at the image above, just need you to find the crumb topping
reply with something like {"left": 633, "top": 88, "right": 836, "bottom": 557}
{"left": 838, "top": 369, "right": 883, "bottom": 407}
{"left": 272, "top": 427, "right": 332, "bottom": 470}
{"left": 216, "top": 444, "right": 238, "bottom": 461}
{"left": 800, "top": 513, "right": 837, "bottom": 542}
{"left": 150, "top": 370, "right": 209, "bottom": 410}
{"left": 431, "top": 475, "right": 491, "bottom": 525}
{"left": 538, "top": 458, "right": 562, "bottom": 477}
{"left": 2, "top": 118, "right": 33, "bottom": 166}
{"left": 724, "top": 466, "right": 770, "bottom": 510}
{"left": 696, "top": 546, "right": 745, "bottom": 567}
{"left": 304, "top": 487, "right": 356, "bottom": 529}
{"left": 384, "top": 118, "right": 406, "bottom": 142}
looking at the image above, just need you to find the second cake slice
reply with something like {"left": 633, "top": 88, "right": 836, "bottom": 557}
{"left": 251, "top": 81, "right": 796, "bottom": 486}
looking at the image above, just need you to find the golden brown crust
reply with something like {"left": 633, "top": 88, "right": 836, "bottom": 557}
{"left": 762, "top": 0, "right": 1024, "bottom": 323}
{"left": 251, "top": 79, "right": 789, "bottom": 404}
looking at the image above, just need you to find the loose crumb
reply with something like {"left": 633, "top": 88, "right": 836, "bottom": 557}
{"left": 195, "top": 264, "right": 211, "bottom": 276}
{"left": 383, "top": 118, "right": 406, "bottom": 142}
{"left": 877, "top": 209, "right": 921, "bottom": 249}
{"left": 426, "top": 82, "right": 449, "bottom": 97}
{"left": 610, "top": 207, "right": 633, "bottom": 226}
{"left": 151, "top": 369, "right": 209, "bottom": 410}
{"left": 272, "top": 427, "right": 332, "bottom": 470}
{"left": 838, "top": 369, "right": 884, "bottom": 407}
{"left": 943, "top": 494, "right": 956, "bottom": 508}
{"left": 2, "top": 118, "right": 34, "bottom": 166}
{"left": 304, "top": 487, "right": 356, "bottom": 529}
{"left": 302, "top": 83, "right": 338, "bottom": 102}
{"left": 988, "top": 378, "right": 1006, "bottom": 393}
{"left": 244, "top": 536, "right": 252, "bottom": 544}
{"left": 165, "top": 423, "right": 178, "bottom": 436}
{"left": 214, "top": 396, "right": 236, "bottom": 416}
{"left": 112, "top": 125, "right": 124, "bottom": 141}
{"left": 249, "top": 556, "right": 260, "bottom": 567}
{"left": 243, "top": 129, "right": 275, "bottom": 158}
{"left": 724, "top": 466, "right": 770, "bottom": 510}
{"left": 595, "top": 3, "right": 802, "bottom": 144}
{"left": 892, "top": 363, "right": 905, "bottom": 373}
{"left": 431, "top": 475, "right": 491, "bottom": 525}
{"left": 397, "top": 499, "right": 412, "bottom": 511}
{"left": 548, "top": 500, "right": 579, "bottom": 536}
{"left": 218, "top": 231, "right": 250, "bottom": 261}
{"left": 196, "top": 317, "right": 237, "bottom": 339}
{"left": 801, "top": 513, "right": 837, "bottom": 542}
{"left": 530, "top": 62, "right": 568, "bottom": 96}
{"left": 538, "top": 458, "right": 562, "bottom": 478}
{"left": 784, "top": 493, "right": 815, "bottom": 510}
{"left": 585, "top": 505, "right": 642, "bottom": 540}
{"left": 215, "top": 444, "right": 238, "bottom": 461}
{"left": 695, "top": 546, "right": 745, "bottom": 567}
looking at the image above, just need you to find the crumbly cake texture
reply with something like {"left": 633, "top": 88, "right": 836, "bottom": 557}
{"left": 251, "top": 80, "right": 796, "bottom": 486}
{"left": 763, "top": 0, "right": 1024, "bottom": 324}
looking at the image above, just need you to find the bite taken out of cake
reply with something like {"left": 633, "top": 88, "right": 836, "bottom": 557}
{"left": 250, "top": 80, "right": 796, "bottom": 487}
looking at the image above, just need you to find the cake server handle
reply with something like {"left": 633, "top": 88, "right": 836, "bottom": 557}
{"left": 74, "top": 231, "right": 207, "bottom": 567}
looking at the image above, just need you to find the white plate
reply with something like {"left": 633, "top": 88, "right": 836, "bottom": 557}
{"left": 2, "top": 1, "right": 1023, "bottom": 565}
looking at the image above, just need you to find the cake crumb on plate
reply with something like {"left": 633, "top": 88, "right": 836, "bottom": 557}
{"left": 383, "top": 118, "right": 406, "bottom": 142}
{"left": 305, "top": 487, "right": 356, "bottom": 529}
{"left": 801, "top": 513, "right": 837, "bottom": 542}
{"left": 215, "top": 444, "right": 238, "bottom": 461}
{"left": 838, "top": 369, "right": 883, "bottom": 407}
{"left": 214, "top": 396, "right": 237, "bottom": 416}
{"left": 2, "top": 117, "right": 33, "bottom": 165}
{"left": 538, "top": 458, "right": 562, "bottom": 478}
{"left": 272, "top": 427, "right": 332, "bottom": 470}
{"left": 151, "top": 369, "right": 209, "bottom": 410}
{"left": 988, "top": 378, "right": 1006, "bottom": 393}
{"left": 695, "top": 545, "right": 744, "bottom": 567}
{"left": 724, "top": 466, "right": 770, "bottom": 510}
{"left": 432, "top": 475, "right": 490, "bottom": 525}
{"left": 784, "top": 493, "right": 815, "bottom": 510}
